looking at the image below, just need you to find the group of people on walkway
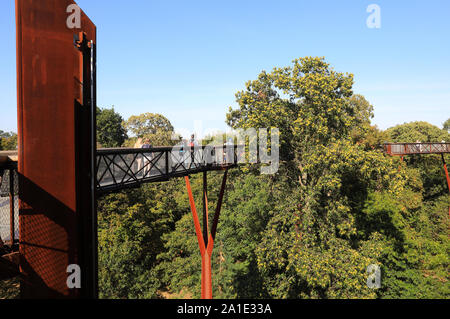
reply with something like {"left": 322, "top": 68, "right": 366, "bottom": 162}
{"left": 132, "top": 134, "right": 237, "bottom": 175}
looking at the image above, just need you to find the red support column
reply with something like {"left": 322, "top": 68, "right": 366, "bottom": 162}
{"left": 184, "top": 176, "right": 210, "bottom": 299}
{"left": 201, "top": 251, "right": 212, "bottom": 299}
{"left": 184, "top": 169, "right": 228, "bottom": 299}
{"left": 441, "top": 154, "right": 450, "bottom": 218}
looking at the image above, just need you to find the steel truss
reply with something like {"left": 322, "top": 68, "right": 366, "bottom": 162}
{"left": 96, "top": 145, "right": 243, "bottom": 194}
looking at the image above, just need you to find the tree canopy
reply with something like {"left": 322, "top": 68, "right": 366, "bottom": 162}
{"left": 92, "top": 58, "right": 449, "bottom": 299}
{"left": 0, "top": 130, "right": 18, "bottom": 151}
{"left": 124, "top": 113, "right": 176, "bottom": 146}
{"left": 96, "top": 107, "right": 128, "bottom": 148}
{"left": 4, "top": 57, "right": 447, "bottom": 300}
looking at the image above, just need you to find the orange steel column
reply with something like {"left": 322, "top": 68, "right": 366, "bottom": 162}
{"left": 185, "top": 176, "right": 211, "bottom": 299}
{"left": 184, "top": 170, "right": 228, "bottom": 299}
{"left": 441, "top": 154, "right": 450, "bottom": 218}
{"left": 201, "top": 250, "right": 213, "bottom": 299}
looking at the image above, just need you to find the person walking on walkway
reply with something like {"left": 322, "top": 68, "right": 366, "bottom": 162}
{"left": 141, "top": 139, "right": 152, "bottom": 176}
{"left": 188, "top": 134, "right": 198, "bottom": 168}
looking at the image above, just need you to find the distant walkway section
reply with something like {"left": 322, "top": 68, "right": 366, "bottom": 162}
{"left": 384, "top": 143, "right": 450, "bottom": 156}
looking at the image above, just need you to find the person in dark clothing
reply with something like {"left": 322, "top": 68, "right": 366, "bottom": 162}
{"left": 188, "top": 134, "right": 198, "bottom": 167}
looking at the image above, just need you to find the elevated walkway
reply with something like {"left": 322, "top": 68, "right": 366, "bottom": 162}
{"left": 0, "top": 145, "right": 244, "bottom": 194}
{"left": 384, "top": 143, "right": 450, "bottom": 156}
{"left": 96, "top": 145, "right": 243, "bottom": 194}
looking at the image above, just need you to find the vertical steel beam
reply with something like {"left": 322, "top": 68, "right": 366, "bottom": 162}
{"left": 185, "top": 170, "right": 229, "bottom": 299}
{"left": 441, "top": 154, "right": 450, "bottom": 218}
{"left": 185, "top": 175, "right": 212, "bottom": 299}
{"left": 201, "top": 251, "right": 212, "bottom": 299}
{"left": 442, "top": 154, "right": 450, "bottom": 193}
{"left": 90, "top": 39, "right": 99, "bottom": 298}
{"left": 203, "top": 171, "right": 209, "bottom": 248}
{"left": 9, "top": 169, "right": 15, "bottom": 246}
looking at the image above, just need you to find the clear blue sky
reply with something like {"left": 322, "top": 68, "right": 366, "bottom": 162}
{"left": 1, "top": 0, "right": 449, "bottom": 138}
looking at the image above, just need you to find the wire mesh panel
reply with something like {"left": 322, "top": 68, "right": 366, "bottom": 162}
{"left": 0, "top": 169, "right": 19, "bottom": 245}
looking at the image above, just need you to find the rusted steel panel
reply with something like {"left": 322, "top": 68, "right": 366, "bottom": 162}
{"left": 16, "top": 0, "right": 96, "bottom": 298}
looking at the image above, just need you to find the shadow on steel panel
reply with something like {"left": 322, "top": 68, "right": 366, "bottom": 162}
{"left": 16, "top": 0, "right": 97, "bottom": 298}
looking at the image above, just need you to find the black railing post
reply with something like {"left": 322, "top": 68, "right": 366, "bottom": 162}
{"left": 9, "top": 168, "right": 15, "bottom": 246}
{"left": 165, "top": 150, "right": 169, "bottom": 176}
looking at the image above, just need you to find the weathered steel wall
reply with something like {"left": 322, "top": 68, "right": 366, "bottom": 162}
{"left": 16, "top": 0, "right": 96, "bottom": 298}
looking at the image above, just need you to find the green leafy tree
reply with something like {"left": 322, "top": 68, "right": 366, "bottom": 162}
{"left": 385, "top": 121, "right": 449, "bottom": 143}
{"left": 94, "top": 59, "right": 449, "bottom": 300}
{"left": 0, "top": 131, "right": 18, "bottom": 150}
{"left": 97, "top": 180, "right": 181, "bottom": 299}
{"left": 443, "top": 118, "right": 450, "bottom": 132}
{"left": 96, "top": 107, "right": 128, "bottom": 148}
{"left": 227, "top": 57, "right": 355, "bottom": 178}
{"left": 124, "top": 113, "right": 175, "bottom": 146}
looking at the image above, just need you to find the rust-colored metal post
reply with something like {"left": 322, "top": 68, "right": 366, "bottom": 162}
{"left": 201, "top": 251, "right": 212, "bottom": 299}
{"left": 184, "top": 176, "right": 211, "bottom": 298}
{"left": 441, "top": 154, "right": 450, "bottom": 218}
{"left": 9, "top": 169, "right": 15, "bottom": 246}
{"left": 442, "top": 154, "right": 450, "bottom": 193}
{"left": 203, "top": 171, "right": 209, "bottom": 248}
{"left": 16, "top": 0, "right": 97, "bottom": 298}
{"left": 184, "top": 170, "right": 229, "bottom": 299}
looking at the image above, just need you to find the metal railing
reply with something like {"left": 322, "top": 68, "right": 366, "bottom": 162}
{"left": 384, "top": 143, "right": 450, "bottom": 156}
{"left": 96, "top": 145, "right": 244, "bottom": 194}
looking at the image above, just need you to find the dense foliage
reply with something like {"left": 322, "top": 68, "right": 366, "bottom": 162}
{"left": 2, "top": 57, "right": 448, "bottom": 299}
{"left": 0, "top": 130, "right": 17, "bottom": 151}
{"left": 96, "top": 107, "right": 128, "bottom": 148}
{"left": 94, "top": 57, "right": 449, "bottom": 299}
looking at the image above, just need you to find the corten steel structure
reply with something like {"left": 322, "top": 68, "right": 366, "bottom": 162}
{"left": 384, "top": 142, "right": 450, "bottom": 217}
{"left": 16, "top": 0, "right": 97, "bottom": 298}
{"left": 12, "top": 0, "right": 249, "bottom": 299}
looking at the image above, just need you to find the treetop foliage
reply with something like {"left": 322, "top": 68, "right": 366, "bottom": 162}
{"left": 94, "top": 58, "right": 449, "bottom": 299}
